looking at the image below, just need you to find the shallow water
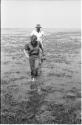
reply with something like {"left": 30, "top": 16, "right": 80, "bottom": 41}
{"left": 1, "top": 29, "right": 81, "bottom": 124}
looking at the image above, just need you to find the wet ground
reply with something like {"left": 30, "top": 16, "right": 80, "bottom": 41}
{"left": 1, "top": 29, "right": 81, "bottom": 124}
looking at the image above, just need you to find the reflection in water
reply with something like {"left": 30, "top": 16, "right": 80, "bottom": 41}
{"left": 26, "top": 81, "right": 47, "bottom": 123}
{"left": 1, "top": 79, "right": 81, "bottom": 124}
{"left": 13, "top": 81, "right": 47, "bottom": 124}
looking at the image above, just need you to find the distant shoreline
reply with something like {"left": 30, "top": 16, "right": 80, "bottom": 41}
{"left": 1, "top": 27, "right": 81, "bottom": 31}
{"left": 1, "top": 28, "right": 81, "bottom": 36}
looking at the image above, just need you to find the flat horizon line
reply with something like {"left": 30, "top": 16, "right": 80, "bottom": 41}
{"left": 1, "top": 27, "right": 81, "bottom": 29}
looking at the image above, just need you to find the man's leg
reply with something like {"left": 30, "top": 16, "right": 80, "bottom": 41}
{"left": 35, "top": 57, "right": 42, "bottom": 76}
{"left": 29, "top": 56, "right": 35, "bottom": 79}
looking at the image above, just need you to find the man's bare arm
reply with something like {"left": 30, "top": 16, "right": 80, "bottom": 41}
{"left": 24, "top": 49, "right": 29, "bottom": 58}
{"left": 39, "top": 42, "right": 45, "bottom": 56}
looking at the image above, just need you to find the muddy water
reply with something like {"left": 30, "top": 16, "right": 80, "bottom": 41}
{"left": 1, "top": 29, "right": 81, "bottom": 124}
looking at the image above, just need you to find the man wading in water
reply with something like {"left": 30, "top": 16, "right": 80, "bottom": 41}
{"left": 24, "top": 35, "right": 44, "bottom": 81}
{"left": 31, "top": 24, "right": 44, "bottom": 49}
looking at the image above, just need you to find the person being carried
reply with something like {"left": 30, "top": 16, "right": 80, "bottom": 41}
{"left": 31, "top": 24, "right": 45, "bottom": 49}
{"left": 24, "top": 35, "right": 44, "bottom": 81}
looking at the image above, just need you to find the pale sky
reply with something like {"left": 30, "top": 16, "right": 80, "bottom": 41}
{"left": 1, "top": 0, "right": 81, "bottom": 28}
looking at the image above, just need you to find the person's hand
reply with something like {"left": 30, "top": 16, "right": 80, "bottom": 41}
{"left": 26, "top": 55, "right": 29, "bottom": 59}
{"left": 42, "top": 52, "right": 45, "bottom": 57}
{"left": 41, "top": 53, "right": 46, "bottom": 61}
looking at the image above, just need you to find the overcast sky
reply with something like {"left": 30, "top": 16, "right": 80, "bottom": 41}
{"left": 1, "top": 0, "right": 81, "bottom": 28}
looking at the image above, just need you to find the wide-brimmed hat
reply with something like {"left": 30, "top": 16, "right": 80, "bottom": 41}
{"left": 35, "top": 24, "right": 42, "bottom": 28}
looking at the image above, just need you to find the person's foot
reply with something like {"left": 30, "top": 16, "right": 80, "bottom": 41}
{"left": 31, "top": 78, "right": 35, "bottom": 82}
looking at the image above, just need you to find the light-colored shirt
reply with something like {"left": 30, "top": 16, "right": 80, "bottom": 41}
{"left": 31, "top": 30, "right": 44, "bottom": 44}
